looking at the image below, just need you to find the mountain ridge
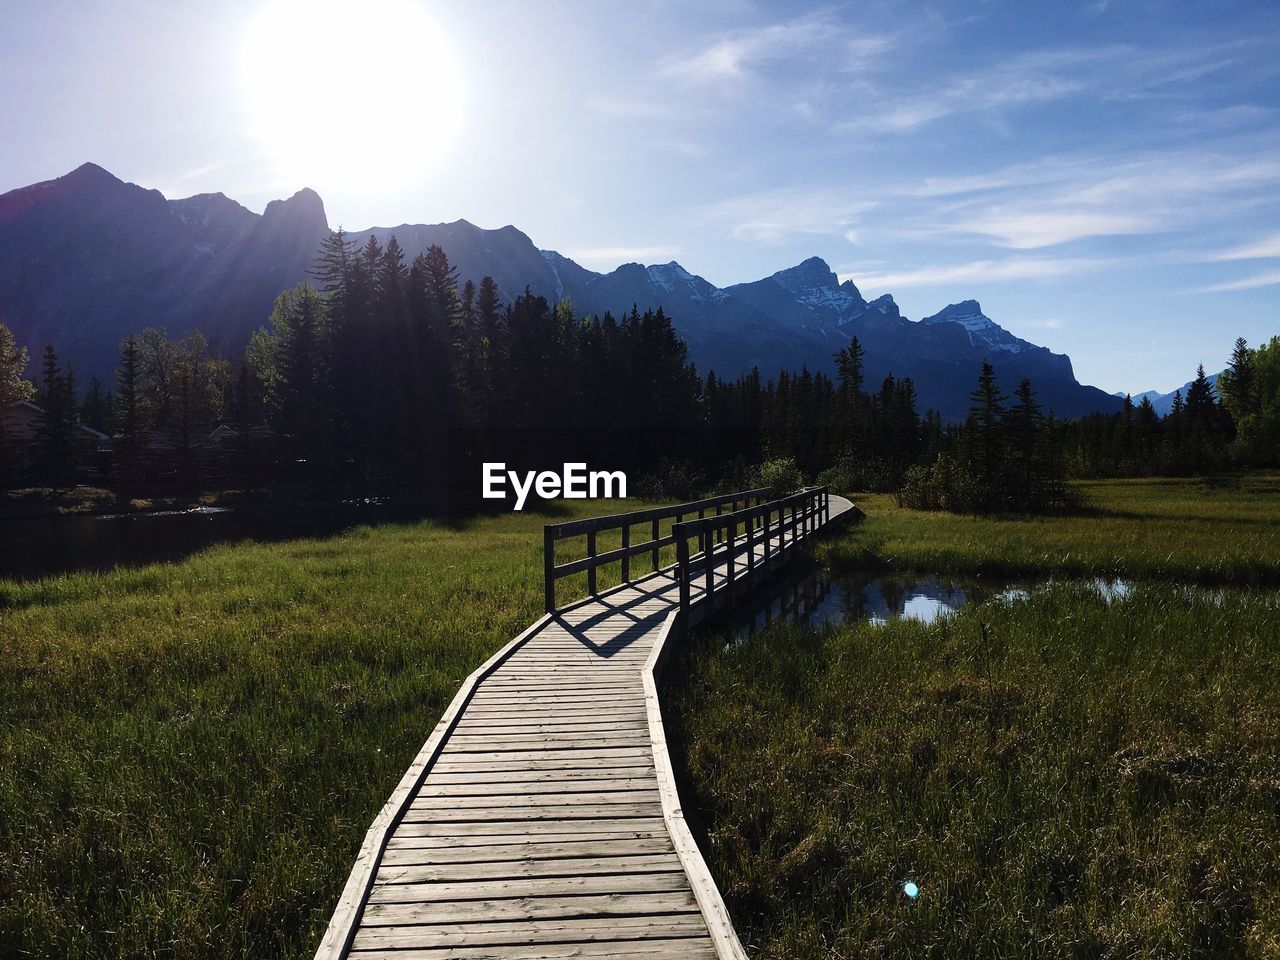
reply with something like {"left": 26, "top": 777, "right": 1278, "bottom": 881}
{"left": 0, "top": 163, "right": 1121, "bottom": 419}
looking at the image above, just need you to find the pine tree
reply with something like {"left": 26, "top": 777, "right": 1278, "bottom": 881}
{"left": 80, "top": 376, "right": 111, "bottom": 433}
{"left": 1006, "top": 377, "right": 1043, "bottom": 507}
{"left": 0, "top": 323, "right": 33, "bottom": 486}
{"left": 966, "top": 361, "right": 1008, "bottom": 501}
{"left": 34, "top": 345, "right": 77, "bottom": 489}
{"left": 114, "top": 335, "right": 142, "bottom": 480}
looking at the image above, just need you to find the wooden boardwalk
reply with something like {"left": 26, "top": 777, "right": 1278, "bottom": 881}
{"left": 317, "top": 489, "right": 855, "bottom": 960}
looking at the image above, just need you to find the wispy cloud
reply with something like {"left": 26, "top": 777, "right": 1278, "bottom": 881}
{"left": 844, "top": 256, "right": 1108, "bottom": 290}
{"left": 958, "top": 211, "right": 1158, "bottom": 249}
{"left": 698, "top": 186, "right": 876, "bottom": 243}
{"left": 586, "top": 97, "right": 681, "bottom": 120}
{"left": 1195, "top": 268, "right": 1280, "bottom": 293}
{"left": 564, "top": 245, "right": 680, "bottom": 267}
{"left": 889, "top": 149, "right": 1280, "bottom": 250}
{"left": 837, "top": 41, "right": 1252, "bottom": 137}
{"left": 660, "top": 11, "right": 891, "bottom": 84}
{"left": 1208, "top": 232, "right": 1280, "bottom": 261}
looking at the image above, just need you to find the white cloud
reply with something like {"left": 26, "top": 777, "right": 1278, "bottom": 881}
{"left": 844, "top": 256, "right": 1107, "bottom": 290}
{"left": 1208, "top": 233, "right": 1280, "bottom": 261}
{"left": 586, "top": 97, "right": 680, "bottom": 120}
{"left": 660, "top": 12, "right": 892, "bottom": 84}
{"left": 836, "top": 41, "right": 1253, "bottom": 137}
{"left": 698, "top": 186, "right": 876, "bottom": 243}
{"left": 890, "top": 149, "right": 1280, "bottom": 250}
{"left": 1195, "top": 268, "right": 1280, "bottom": 293}
{"left": 960, "top": 211, "right": 1157, "bottom": 249}
{"left": 564, "top": 245, "right": 681, "bottom": 267}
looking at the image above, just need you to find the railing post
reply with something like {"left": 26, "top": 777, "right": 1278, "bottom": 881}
{"left": 698, "top": 507, "right": 706, "bottom": 558}
{"left": 676, "top": 524, "right": 691, "bottom": 618}
{"left": 544, "top": 526, "right": 556, "bottom": 613}
{"left": 621, "top": 523, "right": 630, "bottom": 583}
{"left": 765, "top": 505, "right": 774, "bottom": 570}
{"left": 586, "top": 529, "right": 597, "bottom": 596}
{"left": 704, "top": 526, "right": 714, "bottom": 611}
{"left": 745, "top": 508, "right": 756, "bottom": 574}
{"left": 727, "top": 517, "right": 737, "bottom": 604}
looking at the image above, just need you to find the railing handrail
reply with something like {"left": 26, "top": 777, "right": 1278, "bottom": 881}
{"left": 543, "top": 486, "right": 774, "bottom": 612}
{"left": 671, "top": 486, "right": 830, "bottom": 621}
{"left": 670, "top": 485, "right": 824, "bottom": 538}
{"left": 544, "top": 487, "right": 772, "bottom": 541}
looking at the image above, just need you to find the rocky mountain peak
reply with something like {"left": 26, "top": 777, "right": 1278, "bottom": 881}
{"left": 770, "top": 256, "right": 839, "bottom": 294}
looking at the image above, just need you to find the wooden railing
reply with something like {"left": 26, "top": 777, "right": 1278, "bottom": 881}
{"left": 672, "top": 486, "right": 829, "bottom": 622}
{"left": 543, "top": 487, "right": 773, "bottom": 612}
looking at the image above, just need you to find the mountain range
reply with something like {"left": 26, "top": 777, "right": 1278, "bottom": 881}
{"left": 0, "top": 163, "right": 1122, "bottom": 420}
{"left": 1116, "top": 372, "right": 1222, "bottom": 417}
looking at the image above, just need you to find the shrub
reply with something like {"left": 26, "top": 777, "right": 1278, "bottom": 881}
{"left": 754, "top": 457, "right": 806, "bottom": 498}
{"left": 897, "top": 453, "right": 983, "bottom": 512}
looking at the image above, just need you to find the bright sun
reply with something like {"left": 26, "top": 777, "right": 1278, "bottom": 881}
{"left": 243, "top": 0, "right": 462, "bottom": 191}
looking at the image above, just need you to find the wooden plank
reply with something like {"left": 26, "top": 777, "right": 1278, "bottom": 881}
{"left": 350, "top": 938, "right": 716, "bottom": 959}
{"left": 456, "top": 708, "right": 650, "bottom": 721}
{"left": 350, "top": 914, "right": 711, "bottom": 950}
{"left": 409, "top": 791, "right": 659, "bottom": 810}
{"left": 372, "top": 853, "right": 685, "bottom": 884}
{"left": 444, "top": 734, "right": 655, "bottom": 750}
{"left": 368, "top": 871, "right": 690, "bottom": 903}
{"left": 381, "top": 837, "right": 674, "bottom": 864}
{"left": 361, "top": 891, "right": 699, "bottom": 925}
{"left": 425, "top": 766, "right": 657, "bottom": 784}
{"left": 444, "top": 736, "right": 655, "bottom": 750}
{"left": 387, "top": 828, "right": 671, "bottom": 848}
{"left": 390, "top": 817, "right": 669, "bottom": 838}
{"left": 417, "top": 777, "right": 658, "bottom": 796}
{"left": 429, "top": 747, "right": 652, "bottom": 765}
{"left": 400, "top": 802, "right": 663, "bottom": 823}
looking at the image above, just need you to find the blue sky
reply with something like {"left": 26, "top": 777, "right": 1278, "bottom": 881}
{"left": 1, "top": 0, "right": 1278, "bottom": 394}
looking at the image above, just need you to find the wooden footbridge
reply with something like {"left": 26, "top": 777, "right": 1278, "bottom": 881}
{"left": 316, "top": 486, "right": 855, "bottom": 959}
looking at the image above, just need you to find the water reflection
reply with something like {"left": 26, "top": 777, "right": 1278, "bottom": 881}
{"left": 725, "top": 568, "right": 1140, "bottom": 640}
{"left": 0, "top": 501, "right": 434, "bottom": 582}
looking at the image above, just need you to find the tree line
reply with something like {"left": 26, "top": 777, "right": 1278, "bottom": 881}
{"left": 1, "top": 230, "right": 1276, "bottom": 513}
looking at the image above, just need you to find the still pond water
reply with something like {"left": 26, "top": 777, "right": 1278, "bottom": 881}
{"left": 0, "top": 501, "right": 433, "bottom": 582}
{"left": 722, "top": 567, "right": 1137, "bottom": 639}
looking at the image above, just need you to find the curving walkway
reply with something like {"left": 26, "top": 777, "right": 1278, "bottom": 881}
{"left": 316, "top": 495, "right": 855, "bottom": 960}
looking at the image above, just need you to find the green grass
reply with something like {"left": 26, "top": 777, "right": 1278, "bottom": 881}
{"left": 0, "top": 499, "right": 667, "bottom": 959}
{"left": 669, "top": 476, "right": 1280, "bottom": 958}
{"left": 5, "top": 477, "right": 1278, "bottom": 957}
{"left": 825, "top": 475, "right": 1280, "bottom": 586}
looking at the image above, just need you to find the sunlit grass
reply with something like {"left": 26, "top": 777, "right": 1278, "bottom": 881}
{"left": 670, "top": 476, "right": 1280, "bottom": 957}
{"left": 825, "top": 475, "right": 1280, "bottom": 585}
{"left": 0, "top": 500, "right": 639, "bottom": 959}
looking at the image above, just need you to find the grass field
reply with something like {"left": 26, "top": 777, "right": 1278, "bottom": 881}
{"left": 827, "top": 475, "right": 1280, "bottom": 586}
{"left": 0, "top": 499, "right": 667, "bottom": 960}
{"left": 669, "top": 476, "right": 1280, "bottom": 958}
{"left": 3, "top": 477, "right": 1277, "bottom": 957}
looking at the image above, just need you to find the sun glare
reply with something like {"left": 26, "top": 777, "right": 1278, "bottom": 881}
{"left": 243, "top": 0, "right": 462, "bottom": 191}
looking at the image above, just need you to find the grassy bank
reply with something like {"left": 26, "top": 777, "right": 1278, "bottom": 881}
{"left": 670, "top": 476, "right": 1280, "bottom": 957}
{"left": 824, "top": 475, "right": 1280, "bottom": 586}
{"left": 0, "top": 500, "right": 654, "bottom": 959}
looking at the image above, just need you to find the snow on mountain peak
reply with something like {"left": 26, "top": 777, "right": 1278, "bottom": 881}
{"left": 921, "top": 301, "right": 1033, "bottom": 354}
{"left": 646, "top": 261, "right": 695, "bottom": 290}
{"left": 771, "top": 256, "right": 839, "bottom": 294}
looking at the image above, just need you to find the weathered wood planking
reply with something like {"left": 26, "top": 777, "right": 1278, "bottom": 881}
{"left": 316, "top": 494, "right": 855, "bottom": 960}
